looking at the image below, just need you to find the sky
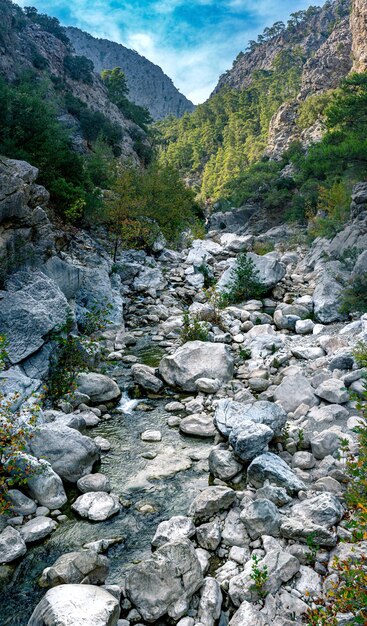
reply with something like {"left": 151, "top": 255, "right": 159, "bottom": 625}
{"left": 14, "top": 0, "right": 320, "bottom": 104}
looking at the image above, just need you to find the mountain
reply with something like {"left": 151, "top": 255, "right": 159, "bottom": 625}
{"left": 65, "top": 27, "right": 195, "bottom": 121}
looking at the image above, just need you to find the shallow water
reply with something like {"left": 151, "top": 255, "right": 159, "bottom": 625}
{"left": 0, "top": 377, "right": 212, "bottom": 625}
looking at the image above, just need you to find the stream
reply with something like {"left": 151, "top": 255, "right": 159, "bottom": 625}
{"left": 1, "top": 340, "right": 213, "bottom": 625}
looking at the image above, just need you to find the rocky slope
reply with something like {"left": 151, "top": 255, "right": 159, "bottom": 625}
{"left": 351, "top": 0, "right": 367, "bottom": 71}
{"left": 0, "top": 0, "right": 145, "bottom": 160}
{"left": 65, "top": 27, "right": 195, "bottom": 121}
{"left": 1, "top": 155, "right": 367, "bottom": 625}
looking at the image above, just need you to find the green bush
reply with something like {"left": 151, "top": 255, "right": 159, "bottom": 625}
{"left": 219, "top": 252, "right": 267, "bottom": 307}
{"left": 340, "top": 273, "right": 367, "bottom": 315}
{"left": 307, "top": 181, "right": 350, "bottom": 239}
{"left": 64, "top": 55, "right": 94, "bottom": 84}
{"left": 101, "top": 67, "right": 152, "bottom": 131}
{"left": 24, "top": 6, "right": 69, "bottom": 45}
{"left": 179, "top": 311, "right": 209, "bottom": 344}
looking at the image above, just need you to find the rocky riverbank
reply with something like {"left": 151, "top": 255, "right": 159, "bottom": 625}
{"left": 1, "top": 158, "right": 367, "bottom": 625}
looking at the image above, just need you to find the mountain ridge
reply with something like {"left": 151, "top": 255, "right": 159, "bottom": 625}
{"left": 65, "top": 26, "right": 195, "bottom": 121}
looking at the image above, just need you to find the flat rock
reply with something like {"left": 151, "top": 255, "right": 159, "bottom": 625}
{"left": 151, "top": 516, "right": 196, "bottom": 548}
{"left": 20, "top": 517, "right": 57, "bottom": 543}
{"left": 291, "top": 493, "right": 344, "bottom": 527}
{"left": 274, "top": 374, "right": 317, "bottom": 414}
{"left": 189, "top": 486, "right": 236, "bottom": 522}
{"left": 314, "top": 379, "right": 349, "bottom": 404}
{"left": 77, "top": 473, "right": 111, "bottom": 493}
{"left": 247, "top": 453, "right": 305, "bottom": 494}
{"left": 180, "top": 414, "right": 216, "bottom": 438}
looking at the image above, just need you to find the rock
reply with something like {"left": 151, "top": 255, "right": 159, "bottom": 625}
{"left": 27, "top": 461, "right": 68, "bottom": 510}
{"left": 159, "top": 341, "right": 234, "bottom": 392}
{"left": 280, "top": 517, "right": 337, "bottom": 547}
{"left": 0, "top": 270, "right": 69, "bottom": 365}
{"left": 274, "top": 374, "right": 317, "bottom": 414}
{"left": 196, "top": 378, "right": 222, "bottom": 394}
{"left": 151, "top": 516, "right": 196, "bottom": 548}
{"left": 186, "top": 239, "right": 222, "bottom": 267}
{"left": 229, "top": 421, "right": 274, "bottom": 463}
{"left": 208, "top": 449, "right": 243, "bottom": 481}
{"left": 313, "top": 271, "right": 346, "bottom": 324}
{"left": 131, "top": 364, "right": 163, "bottom": 393}
{"left": 240, "top": 499, "right": 280, "bottom": 539}
{"left": 229, "top": 550, "right": 300, "bottom": 606}
{"left": 247, "top": 453, "right": 305, "bottom": 494}
{"left": 76, "top": 373, "right": 121, "bottom": 404}
{"left": 255, "top": 483, "right": 291, "bottom": 506}
{"left": 229, "top": 600, "right": 265, "bottom": 626}
{"left": 314, "top": 379, "right": 349, "bottom": 404}
{"left": 133, "top": 266, "right": 167, "bottom": 295}
{"left": 94, "top": 436, "right": 112, "bottom": 451}
{"left": 291, "top": 493, "right": 344, "bottom": 527}
{"left": 189, "top": 486, "right": 236, "bottom": 522}
{"left": 214, "top": 399, "right": 287, "bottom": 437}
{"left": 221, "top": 507, "right": 249, "bottom": 547}
{"left": 125, "top": 540, "right": 203, "bottom": 622}
{"left": 72, "top": 492, "right": 120, "bottom": 521}
{"left": 20, "top": 517, "right": 57, "bottom": 543}
{"left": 29, "top": 424, "right": 100, "bottom": 483}
{"left": 27, "top": 584, "right": 120, "bottom": 625}
{"left": 291, "top": 346, "right": 325, "bottom": 360}
{"left": 295, "top": 319, "right": 315, "bottom": 335}
{"left": 197, "top": 577, "right": 222, "bottom": 626}
{"left": 292, "top": 451, "right": 316, "bottom": 470}
{"left": 196, "top": 522, "right": 221, "bottom": 551}
{"left": 217, "top": 254, "right": 285, "bottom": 293}
{"left": 141, "top": 429, "right": 162, "bottom": 442}
{"left": 39, "top": 550, "right": 109, "bottom": 588}
{"left": 7, "top": 490, "right": 37, "bottom": 516}
{"left": 180, "top": 414, "right": 216, "bottom": 438}
{"left": 77, "top": 473, "right": 111, "bottom": 493}
{"left": 311, "top": 430, "right": 341, "bottom": 460}
{"left": 294, "top": 565, "right": 322, "bottom": 599}
{"left": 0, "top": 526, "right": 27, "bottom": 563}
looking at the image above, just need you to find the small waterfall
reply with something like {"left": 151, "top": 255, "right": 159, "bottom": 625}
{"left": 116, "top": 392, "right": 140, "bottom": 415}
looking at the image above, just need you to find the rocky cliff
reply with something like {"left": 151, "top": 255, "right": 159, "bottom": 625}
{"left": 65, "top": 27, "right": 195, "bottom": 121}
{"left": 0, "top": 0, "right": 145, "bottom": 160}
{"left": 351, "top": 0, "right": 367, "bottom": 71}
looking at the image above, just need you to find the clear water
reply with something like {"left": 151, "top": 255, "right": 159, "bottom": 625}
{"left": 0, "top": 386, "right": 212, "bottom": 624}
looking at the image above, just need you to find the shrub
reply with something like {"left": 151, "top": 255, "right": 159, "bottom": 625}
{"left": 63, "top": 55, "right": 94, "bottom": 84}
{"left": 307, "top": 181, "right": 350, "bottom": 239}
{"left": 250, "top": 554, "right": 268, "bottom": 601}
{"left": 340, "top": 273, "right": 367, "bottom": 315}
{"left": 198, "top": 263, "right": 215, "bottom": 288}
{"left": 179, "top": 312, "right": 209, "bottom": 345}
{"left": 24, "top": 7, "right": 69, "bottom": 45}
{"left": 78, "top": 303, "right": 113, "bottom": 336}
{"left": 252, "top": 241, "right": 274, "bottom": 255}
{"left": 219, "top": 252, "right": 267, "bottom": 307}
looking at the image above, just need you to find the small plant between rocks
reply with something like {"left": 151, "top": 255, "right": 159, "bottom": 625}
{"left": 219, "top": 252, "right": 267, "bottom": 308}
{"left": 179, "top": 311, "right": 209, "bottom": 345}
{"left": 250, "top": 553, "right": 269, "bottom": 602}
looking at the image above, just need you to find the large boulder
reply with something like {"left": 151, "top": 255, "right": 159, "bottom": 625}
{"left": 159, "top": 341, "right": 234, "bottom": 392}
{"left": 76, "top": 373, "right": 121, "bottom": 404}
{"left": 290, "top": 494, "right": 344, "bottom": 528}
{"left": 133, "top": 266, "right": 167, "bottom": 295}
{"left": 216, "top": 253, "right": 285, "bottom": 293}
{"left": 20, "top": 517, "right": 57, "bottom": 543}
{"left": 39, "top": 550, "right": 109, "bottom": 588}
{"left": 131, "top": 364, "right": 163, "bottom": 393}
{"left": 0, "top": 270, "right": 70, "bottom": 365}
{"left": 151, "top": 516, "right": 196, "bottom": 548}
{"left": 29, "top": 424, "right": 100, "bottom": 483}
{"left": 125, "top": 540, "right": 203, "bottom": 622}
{"left": 313, "top": 268, "right": 347, "bottom": 323}
{"left": 189, "top": 486, "right": 236, "bottom": 522}
{"left": 72, "top": 492, "right": 120, "bottom": 521}
{"left": 247, "top": 453, "right": 305, "bottom": 494}
{"left": 27, "top": 584, "right": 120, "bottom": 626}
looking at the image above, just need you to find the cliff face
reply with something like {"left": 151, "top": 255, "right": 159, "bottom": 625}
{"left": 351, "top": 0, "right": 367, "bottom": 72}
{"left": 65, "top": 27, "right": 195, "bottom": 121}
{"left": 0, "top": 0, "right": 145, "bottom": 160}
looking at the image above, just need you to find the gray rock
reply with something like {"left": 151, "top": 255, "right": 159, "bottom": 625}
{"left": 159, "top": 341, "right": 234, "bottom": 392}
{"left": 29, "top": 424, "right": 100, "bottom": 483}
{"left": 229, "top": 600, "right": 265, "bottom": 626}
{"left": 314, "top": 379, "right": 349, "bottom": 404}
{"left": 39, "top": 549, "right": 109, "bottom": 588}
{"left": 247, "top": 453, "right": 305, "bottom": 494}
{"left": 240, "top": 498, "right": 280, "bottom": 539}
{"left": 0, "top": 270, "right": 69, "bottom": 365}
{"left": 26, "top": 460, "right": 68, "bottom": 510}
{"left": 196, "top": 378, "right": 222, "bottom": 394}
{"left": 7, "top": 490, "right": 37, "bottom": 516}
{"left": 221, "top": 507, "right": 249, "bottom": 547}
{"left": 131, "top": 364, "right": 163, "bottom": 393}
{"left": 196, "top": 522, "right": 221, "bottom": 551}
{"left": 291, "top": 493, "right": 344, "bottom": 527}
{"left": 311, "top": 430, "right": 341, "bottom": 460}
{"left": 295, "top": 319, "right": 315, "bottom": 335}
{"left": 27, "top": 584, "right": 120, "bottom": 626}
{"left": 20, "top": 517, "right": 57, "bottom": 543}
{"left": 72, "top": 492, "right": 120, "bottom": 522}
{"left": 0, "top": 526, "right": 27, "bottom": 563}
{"left": 151, "top": 516, "right": 196, "bottom": 548}
{"left": 274, "top": 374, "right": 317, "bottom": 414}
{"left": 133, "top": 266, "right": 167, "bottom": 295}
{"left": 189, "top": 486, "right": 236, "bottom": 522}
{"left": 292, "top": 451, "right": 316, "bottom": 470}
{"left": 197, "top": 577, "right": 222, "bottom": 626}
{"left": 180, "top": 414, "right": 216, "bottom": 438}
{"left": 76, "top": 373, "right": 121, "bottom": 404}
{"left": 280, "top": 517, "right": 337, "bottom": 547}
{"left": 141, "top": 429, "right": 162, "bottom": 442}
{"left": 313, "top": 272, "right": 346, "bottom": 323}
{"left": 125, "top": 540, "right": 203, "bottom": 622}
{"left": 229, "top": 421, "right": 274, "bottom": 462}
{"left": 214, "top": 399, "right": 287, "bottom": 437}
{"left": 255, "top": 483, "right": 291, "bottom": 506}
{"left": 77, "top": 473, "right": 111, "bottom": 493}
{"left": 208, "top": 449, "right": 243, "bottom": 481}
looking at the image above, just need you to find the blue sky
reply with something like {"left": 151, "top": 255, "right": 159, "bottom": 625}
{"left": 15, "top": 0, "right": 320, "bottom": 103}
